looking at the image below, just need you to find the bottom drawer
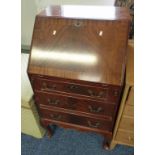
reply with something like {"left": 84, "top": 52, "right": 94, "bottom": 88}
{"left": 115, "top": 130, "right": 134, "bottom": 145}
{"left": 119, "top": 116, "right": 134, "bottom": 131}
{"left": 39, "top": 107, "right": 113, "bottom": 131}
{"left": 123, "top": 104, "right": 134, "bottom": 117}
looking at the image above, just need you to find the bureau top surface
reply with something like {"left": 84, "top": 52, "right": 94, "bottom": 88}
{"left": 38, "top": 5, "right": 131, "bottom": 21}
{"left": 28, "top": 6, "right": 130, "bottom": 86}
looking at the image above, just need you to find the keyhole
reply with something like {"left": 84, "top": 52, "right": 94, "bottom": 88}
{"left": 74, "top": 21, "right": 82, "bottom": 27}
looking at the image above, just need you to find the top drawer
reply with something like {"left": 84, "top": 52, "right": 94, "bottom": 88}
{"left": 33, "top": 77, "right": 121, "bottom": 102}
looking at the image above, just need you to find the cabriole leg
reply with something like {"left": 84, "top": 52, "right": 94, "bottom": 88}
{"left": 103, "top": 137, "right": 111, "bottom": 150}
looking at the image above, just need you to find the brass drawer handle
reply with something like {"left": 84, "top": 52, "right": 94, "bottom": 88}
{"left": 87, "top": 120, "right": 100, "bottom": 128}
{"left": 69, "top": 85, "right": 79, "bottom": 90}
{"left": 50, "top": 114, "right": 62, "bottom": 120}
{"left": 88, "top": 90, "right": 106, "bottom": 98}
{"left": 47, "top": 99, "right": 60, "bottom": 105}
{"left": 128, "top": 136, "right": 133, "bottom": 141}
{"left": 98, "top": 91, "right": 106, "bottom": 98}
{"left": 88, "top": 89, "right": 94, "bottom": 96}
{"left": 42, "top": 82, "right": 56, "bottom": 91}
{"left": 88, "top": 105, "right": 102, "bottom": 113}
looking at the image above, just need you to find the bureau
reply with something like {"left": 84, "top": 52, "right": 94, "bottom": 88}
{"left": 27, "top": 5, "right": 131, "bottom": 149}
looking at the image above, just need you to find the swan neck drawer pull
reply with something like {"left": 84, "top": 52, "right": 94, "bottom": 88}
{"left": 87, "top": 121, "right": 100, "bottom": 128}
{"left": 69, "top": 85, "right": 79, "bottom": 90}
{"left": 47, "top": 99, "right": 60, "bottom": 105}
{"left": 50, "top": 114, "right": 62, "bottom": 120}
{"left": 88, "top": 90, "right": 106, "bottom": 98}
{"left": 41, "top": 82, "right": 57, "bottom": 91}
{"left": 88, "top": 105, "right": 102, "bottom": 113}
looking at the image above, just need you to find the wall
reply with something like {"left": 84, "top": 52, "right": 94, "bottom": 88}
{"left": 21, "top": 0, "right": 115, "bottom": 48}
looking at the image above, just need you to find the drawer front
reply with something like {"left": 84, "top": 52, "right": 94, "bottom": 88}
{"left": 123, "top": 104, "right": 134, "bottom": 117}
{"left": 35, "top": 91, "right": 116, "bottom": 118}
{"left": 39, "top": 107, "right": 113, "bottom": 131}
{"left": 34, "top": 77, "right": 120, "bottom": 102}
{"left": 115, "top": 130, "right": 134, "bottom": 145}
{"left": 119, "top": 116, "right": 134, "bottom": 131}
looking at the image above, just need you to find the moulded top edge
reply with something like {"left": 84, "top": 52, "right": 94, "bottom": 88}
{"left": 37, "top": 5, "right": 131, "bottom": 21}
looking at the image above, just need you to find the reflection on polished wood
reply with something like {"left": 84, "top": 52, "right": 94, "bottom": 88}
{"left": 31, "top": 48, "right": 97, "bottom": 65}
{"left": 28, "top": 5, "right": 130, "bottom": 85}
{"left": 38, "top": 5, "right": 131, "bottom": 20}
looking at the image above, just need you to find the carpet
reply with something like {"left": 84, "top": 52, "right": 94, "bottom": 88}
{"left": 21, "top": 126, "right": 134, "bottom": 155}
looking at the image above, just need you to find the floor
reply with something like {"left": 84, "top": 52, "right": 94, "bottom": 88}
{"left": 21, "top": 126, "right": 134, "bottom": 155}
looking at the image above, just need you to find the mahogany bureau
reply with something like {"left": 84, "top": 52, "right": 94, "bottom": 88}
{"left": 27, "top": 5, "right": 131, "bottom": 149}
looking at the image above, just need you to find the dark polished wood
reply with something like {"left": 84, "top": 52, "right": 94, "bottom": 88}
{"left": 40, "top": 118, "right": 112, "bottom": 139}
{"left": 28, "top": 5, "right": 130, "bottom": 86}
{"left": 33, "top": 77, "right": 121, "bottom": 102}
{"left": 27, "top": 5, "right": 130, "bottom": 150}
{"left": 39, "top": 106, "right": 113, "bottom": 131}
{"left": 35, "top": 91, "right": 116, "bottom": 118}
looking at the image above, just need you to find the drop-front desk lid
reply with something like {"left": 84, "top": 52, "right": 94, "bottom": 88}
{"left": 28, "top": 5, "right": 131, "bottom": 86}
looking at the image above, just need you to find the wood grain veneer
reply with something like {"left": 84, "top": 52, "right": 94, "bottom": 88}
{"left": 35, "top": 91, "right": 116, "bottom": 119}
{"left": 28, "top": 6, "right": 130, "bottom": 86}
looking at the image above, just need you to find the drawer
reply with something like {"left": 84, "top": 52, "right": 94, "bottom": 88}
{"left": 115, "top": 130, "right": 134, "bottom": 145}
{"left": 126, "top": 87, "right": 134, "bottom": 106}
{"left": 39, "top": 107, "right": 113, "bottom": 131}
{"left": 35, "top": 91, "right": 116, "bottom": 119}
{"left": 33, "top": 77, "right": 120, "bottom": 102}
{"left": 123, "top": 104, "right": 134, "bottom": 117}
{"left": 119, "top": 116, "right": 134, "bottom": 131}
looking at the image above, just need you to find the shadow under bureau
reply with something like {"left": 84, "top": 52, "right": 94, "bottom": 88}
{"left": 27, "top": 5, "right": 131, "bottom": 149}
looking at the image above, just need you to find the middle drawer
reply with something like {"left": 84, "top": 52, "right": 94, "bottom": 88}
{"left": 35, "top": 91, "right": 116, "bottom": 118}
{"left": 33, "top": 77, "right": 120, "bottom": 102}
